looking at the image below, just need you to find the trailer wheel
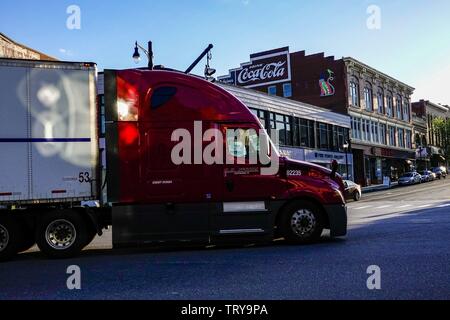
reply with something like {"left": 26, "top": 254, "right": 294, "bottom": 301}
{"left": 0, "top": 215, "right": 24, "bottom": 262}
{"left": 36, "top": 210, "right": 88, "bottom": 259}
{"left": 279, "top": 200, "right": 325, "bottom": 244}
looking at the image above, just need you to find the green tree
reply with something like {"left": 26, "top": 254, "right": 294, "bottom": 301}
{"left": 432, "top": 117, "right": 450, "bottom": 163}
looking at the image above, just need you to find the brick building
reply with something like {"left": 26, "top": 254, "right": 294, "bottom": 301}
{"left": 219, "top": 47, "right": 415, "bottom": 186}
{"left": 412, "top": 100, "right": 449, "bottom": 168}
{"left": 0, "top": 33, "right": 56, "bottom": 60}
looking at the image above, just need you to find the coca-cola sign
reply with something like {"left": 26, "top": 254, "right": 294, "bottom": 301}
{"left": 218, "top": 47, "right": 291, "bottom": 88}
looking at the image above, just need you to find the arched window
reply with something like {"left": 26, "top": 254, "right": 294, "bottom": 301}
{"left": 386, "top": 91, "right": 393, "bottom": 117}
{"left": 364, "top": 82, "right": 373, "bottom": 111}
{"left": 377, "top": 87, "right": 384, "bottom": 114}
{"left": 349, "top": 77, "right": 359, "bottom": 107}
{"left": 396, "top": 95, "right": 403, "bottom": 119}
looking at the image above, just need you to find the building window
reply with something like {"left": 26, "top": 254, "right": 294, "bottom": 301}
{"left": 405, "top": 130, "right": 412, "bottom": 149}
{"left": 273, "top": 113, "right": 292, "bottom": 146}
{"left": 283, "top": 83, "right": 292, "bottom": 98}
{"left": 371, "top": 121, "right": 379, "bottom": 144}
{"left": 386, "top": 92, "right": 393, "bottom": 117}
{"left": 250, "top": 108, "right": 267, "bottom": 128}
{"left": 379, "top": 123, "right": 387, "bottom": 145}
{"left": 299, "top": 118, "right": 315, "bottom": 148}
{"left": 377, "top": 88, "right": 384, "bottom": 114}
{"left": 364, "top": 83, "right": 373, "bottom": 111}
{"left": 389, "top": 126, "right": 396, "bottom": 146}
{"left": 317, "top": 122, "right": 331, "bottom": 150}
{"left": 403, "top": 100, "right": 410, "bottom": 122}
{"left": 349, "top": 78, "right": 359, "bottom": 107}
{"left": 396, "top": 95, "right": 403, "bottom": 119}
{"left": 398, "top": 128, "right": 405, "bottom": 148}
{"left": 268, "top": 86, "right": 277, "bottom": 96}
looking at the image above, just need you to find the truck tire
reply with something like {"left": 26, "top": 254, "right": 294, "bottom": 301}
{"left": 279, "top": 200, "right": 325, "bottom": 244}
{"left": 36, "top": 210, "right": 88, "bottom": 259}
{"left": 0, "top": 215, "right": 24, "bottom": 262}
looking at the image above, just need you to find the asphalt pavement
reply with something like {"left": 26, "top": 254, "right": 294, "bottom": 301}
{"left": 0, "top": 179, "right": 449, "bottom": 300}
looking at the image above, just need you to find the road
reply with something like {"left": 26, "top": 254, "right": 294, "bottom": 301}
{"left": 0, "top": 179, "right": 449, "bottom": 300}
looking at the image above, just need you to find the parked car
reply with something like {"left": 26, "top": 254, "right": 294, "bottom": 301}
{"left": 398, "top": 172, "right": 422, "bottom": 185}
{"left": 344, "top": 180, "right": 362, "bottom": 201}
{"left": 432, "top": 167, "right": 447, "bottom": 179}
{"left": 420, "top": 170, "right": 435, "bottom": 182}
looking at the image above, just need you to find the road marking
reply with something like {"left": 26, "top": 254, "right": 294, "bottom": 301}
{"left": 417, "top": 204, "right": 432, "bottom": 208}
{"left": 354, "top": 206, "right": 370, "bottom": 210}
{"left": 437, "top": 203, "right": 450, "bottom": 208}
{"left": 397, "top": 205, "right": 412, "bottom": 209}
{"left": 375, "top": 205, "right": 391, "bottom": 209}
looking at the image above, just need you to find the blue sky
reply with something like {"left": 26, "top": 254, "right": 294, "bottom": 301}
{"left": 1, "top": 0, "right": 450, "bottom": 103}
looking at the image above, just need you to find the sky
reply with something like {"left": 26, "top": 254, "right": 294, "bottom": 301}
{"left": 1, "top": 0, "right": 450, "bottom": 104}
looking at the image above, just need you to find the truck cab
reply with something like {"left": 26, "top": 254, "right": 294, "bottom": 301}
{"left": 104, "top": 69, "right": 347, "bottom": 248}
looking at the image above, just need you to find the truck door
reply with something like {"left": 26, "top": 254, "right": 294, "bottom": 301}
{"left": 212, "top": 123, "right": 287, "bottom": 238}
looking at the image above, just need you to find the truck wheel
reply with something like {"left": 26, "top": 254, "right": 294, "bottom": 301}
{"left": 36, "top": 210, "right": 88, "bottom": 259}
{"left": 279, "top": 200, "right": 325, "bottom": 244}
{"left": 0, "top": 215, "right": 24, "bottom": 262}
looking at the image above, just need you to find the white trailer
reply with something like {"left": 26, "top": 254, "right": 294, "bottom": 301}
{"left": 0, "top": 59, "right": 99, "bottom": 204}
{"left": 0, "top": 59, "right": 103, "bottom": 261}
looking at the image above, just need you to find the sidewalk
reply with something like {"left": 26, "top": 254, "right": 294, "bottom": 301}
{"left": 362, "top": 182, "right": 398, "bottom": 194}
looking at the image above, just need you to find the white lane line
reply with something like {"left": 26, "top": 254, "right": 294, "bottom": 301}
{"left": 354, "top": 206, "right": 370, "bottom": 210}
{"left": 437, "top": 203, "right": 450, "bottom": 208}
{"left": 417, "top": 204, "right": 432, "bottom": 208}
{"left": 397, "top": 205, "right": 412, "bottom": 209}
{"left": 375, "top": 205, "right": 391, "bottom": 209}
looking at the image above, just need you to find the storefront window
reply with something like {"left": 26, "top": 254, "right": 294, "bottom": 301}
{"left": 317, "top": 122, "right": 331, "bottom": 150}
{"left": 274, "top": 113, "right": 292, "bottom": 146}
{"left": 300, "top": 119, "right": 315, "bottom": 148}
{"left": 250, "top": 108, "right": 267, "bottom": 129}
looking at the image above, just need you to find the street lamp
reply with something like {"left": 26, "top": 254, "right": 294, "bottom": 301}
{"left": 132, "top": 41, "right": 153, "bottom": 69}
{"left": 343, "top": 141, "right": 350, "bottom": 180}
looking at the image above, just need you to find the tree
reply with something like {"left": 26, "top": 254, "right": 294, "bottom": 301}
{"left": 432, "top": 117, "right": 450, "bottom": 164}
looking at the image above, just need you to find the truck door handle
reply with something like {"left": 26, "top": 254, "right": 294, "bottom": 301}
{"left": 225, "top": 179, "right": 234, "bottom": 192}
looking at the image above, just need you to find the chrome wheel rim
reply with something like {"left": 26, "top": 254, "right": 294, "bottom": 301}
{"left": 0, "top": 224, "right": 9, "bottom": 252}
{"left": 291, "top": 209, "right": 316, "bottom": 237}
{"left": 45, "top": 219, "right": 76, "bottom": 250}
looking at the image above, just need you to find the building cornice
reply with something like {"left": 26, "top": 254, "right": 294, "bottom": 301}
{"left": 343, "top": 57, "right": 415, "bottom": 93}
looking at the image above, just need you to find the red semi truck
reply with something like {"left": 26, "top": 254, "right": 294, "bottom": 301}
{"left": 0, "top": 58, "right": 347, "bottom": 262}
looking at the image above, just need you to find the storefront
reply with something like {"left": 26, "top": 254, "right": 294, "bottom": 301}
{"left": 353, "top": 144, "right": 415, "bottom": 185}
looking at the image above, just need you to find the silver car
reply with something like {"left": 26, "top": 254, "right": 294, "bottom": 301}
{"left": 398, "top": 172, "right": 422, "bottom": 185}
